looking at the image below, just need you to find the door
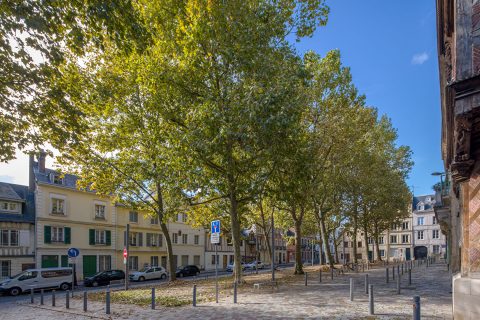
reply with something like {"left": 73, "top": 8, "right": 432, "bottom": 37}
{"left": 222, "top": 255, "right": 228, "bottom": 269}
{"left": 368, "top": 251, "right": 373, "bottom": 261}
{"left": 161, "top": 256, "right": 167, "bottom": 269}
{"left": 83, "top": 255, "right": 97, "bottom": 278}
{"left": 406, "top": 248, "right": 411, "bottom": 260}
{"left": 414, "top": 246, "right": 427, "bottom": 260}
{"left": 17, "top": 271, "right": 39, "bottom": 291}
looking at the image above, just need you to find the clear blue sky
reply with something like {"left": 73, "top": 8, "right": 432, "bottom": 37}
{"left": 292, "top": 0, "right": 443, "bottom": 196}
{"left": 0, "top": 1, "right": 443, "bottom": 196}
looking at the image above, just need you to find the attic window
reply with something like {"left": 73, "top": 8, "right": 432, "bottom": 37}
{"left": 52, "top": 174, "right": 64, "bottom": 185}
{"left": 0, "top": 201, "right": 20, "bottom": 213}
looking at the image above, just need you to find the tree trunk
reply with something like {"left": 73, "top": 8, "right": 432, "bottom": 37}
{"left": 229, "top": 191, "right": 243, "bottom": 284}
{"left": 259, "top": 206, "right": 272, "bottom": 264}
{"left": 333, "top": 231, "right": 339, "bottom": 264}
{"left": 352, "top": 213, "right": 358, "bottom": 264}
{"left": 363, "top": 221, "right": 369, "bottom": 263}
{"left": 294, "top": 217, "right": 304, "bottom": 274}
{"left": 374, "top": 223, "right": 382, "bottom": 262}
{"left": 318, "top": 210, "right": 334, "bottom": 268}
{"left": 159, "top": 221, "right": 176, "bottom": 281}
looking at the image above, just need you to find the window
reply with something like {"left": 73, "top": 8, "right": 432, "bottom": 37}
{"left": 51, "top": 198, "right": 65, "bottom": 215}
{"left": 379, "top": 250, "right": 385, "bottom": 257}
{"left": 1, "top": 261, "right": 10, "bottom": 278}
{"left": 433, "top": 245, "right": 440, "bottom": 254}
{"left": 95, "top": 230, "right": 106, "bottom": 244}
{"left": 99, "top": 255, "right": 111, "bottom": 272}
{"left": 151, "top": 256, "right": 159, "bottom": 266}
{"left": 417, "top": 230, "right": 424, "bottom": 240}
{"left": 129, "top": 211, "right": 138, "bottom": 223}
{"left": 433, "top": 230, "right": 440, "bottom": 239}
{"left": 390, "top": 235, "right": 397, "bottom": 244}
{"left": 391, "top": 223, "right": 397, "bottom": 230}
{"left": 0, "top": 230, "right": 18, "bottom": 246}
{"left": 433, "top": 216, "right": 437, "bottom": 225}
{"left": 181, "top": 255, "right": 188, "bottom": 266}
{"left": 378, "top": 237, "right": 384, "bottom": 244}
{"left": 52, "top": 175, "right": 64, "bottom": 185}
{"left": 211, "top": 255, "right": 216, "bottom": 265}
{"left": 194, "top": 255, "right": 200, "bottom": 266}
{"left": 401, "top": 234, "right": 409, "bottom": 244}
{"left": 52, "top": 227, "right": 64, "bottom": 242}
{"left": 344, "top": 241, "right": 349, "bottom": 248}
{"left": 129, "top": 232, "right": 142, "bottom": 246}
{"left": 402, "top": 222, "right": 409, "bottom": 230}
{"left": 172, "top": 233, "right": 178, "bottom": 244}
{"left": 128, "top": 256, "right": 138, "bottom": 270}
{"left": 18, "top": 271, "right": 38, "bottom": 281}
{"left": 95, "top": 204, "right": 106, "bottom": 219}
{"left": 417, "top": 203, "right": 424, "bottom": 211}
{"left": 0, "top": 202, "right": 19, "bottom": 213}
{"left": 194, "top": 235, "right": 200, "bottom": 245}
{"left": 357, "top": 241, "right": 362, "bottom": 248}
{"left": 182, "top": 213, "right": 187, "bottom": 223}
{"left": 150, "top": 216, "right": 159, "bottom": 224}
{"left": 41, "top": 269, "right": 71, "bottom": 278}
{"left": 367, "top": 237, "right": 373, "bottom": 244}
{"left": 417, "top": 217, "right": 424, "bottom": 225}
{"left": 147, "top": 233, "right": 160, "bottom": 247}
{"left": 182, "top": 234, "right": 188, "bottom": 244}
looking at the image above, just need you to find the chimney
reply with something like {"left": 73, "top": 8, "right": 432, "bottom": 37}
{"left": 29, "top": 154, "right": 35, "bottom": 191}
{"left": 38, "top": 150, "right": 46, "bottom": 173}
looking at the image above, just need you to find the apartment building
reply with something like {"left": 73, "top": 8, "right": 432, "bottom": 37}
{"left": 412, "top": 195, "right": 446, "bottom": 259}
{"left": 0, "top": 182, "right": 35, "bottom": 279}
{"left": 204, "top": 233, "right": 252, "bottom": 271}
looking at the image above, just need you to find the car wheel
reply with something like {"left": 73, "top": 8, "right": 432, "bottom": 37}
{"left": 60, "top": 282, "right": 70, "bottom": 291}
{"left": 139, "top": 276, "right": 145, "bottom": 282}
{"left": 9, "top": 287, "right": 21, "bottom": 296}
{"left": 160, "top": 274, "right": 166, "bottom": 280}
{"left": 92, "top": 281, "right": 99, "bottom": 287}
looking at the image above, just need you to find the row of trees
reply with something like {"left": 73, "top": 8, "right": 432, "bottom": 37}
{"left": 2, "top": 1, "right": 412, "bottom": 283}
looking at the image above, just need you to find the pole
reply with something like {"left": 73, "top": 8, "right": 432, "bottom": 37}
{"left": 396, "top": 275, "right": 401, "bottom": 294}
{"left": 233, "top": 282, "right": 237, "bottom": 304}
{"left": 30, "top": 288, "right": 34, "bottom": 303}
{"left": 71, "top": 260, "right": 75, "bottom": 298}
{"left": 413, "top": 296, "right": 421, "bottom": 320}
{"left": 40, "top": 289, "right": 44, "bottom": 305}
{"left": 319, "top": 270, "right": 322, "bottom": 283}
{"left": 369, "top": 285, "right": 374, "bottom": 315}
{"left": 151, "top": 287, "right": 155, "bottom": 310}
{"left": 255, "top": 228, "right": 259, "bottom": 275}
{"left": 52, "top": 290, "right": 56, "bottom": 307}
{"left": 386, "top": 268, "right": 389, "bottom": 283}
{"left": 311, "top": 239, "right": 314, "bottom": 266}
{"left": 305, "top": 272, "right": 308, "bottom": 286}
{"left": 271, "top": 212, "right": 275, "bottom": 281}
{"left": 215, "top": 244, "right": 218, "bottom": 303}
{"left": 106, "top": 286, "right": 111, "bottom": 315}
{"left": 408, "top": 268, "right": 412, "bottom": 285}
{"left": 66, "top": 290, "right": 70, "bottom": 309}
{"left": 364, "top": 274, "right": 369, "bottom": 294}
{"left": 349, "top": 278, "right": 354, "bottom": 301}
{"left": 193, "top": 285, "right": 197, "bottom": 307}
{"left": 125, "top": 223, "right": 130, "bottom": 291}
{"left": 83, "top": 291, "right": 87, "bottom": 312}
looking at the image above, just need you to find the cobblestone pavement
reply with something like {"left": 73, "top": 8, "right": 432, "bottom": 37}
{"left": 4, "top": 261, "right": 452, "bottom": 320}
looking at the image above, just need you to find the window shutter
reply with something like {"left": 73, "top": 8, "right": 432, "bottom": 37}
{"left": 89, "top": 229, "right": 95, "bottom": 245}
{"left": 146, "top": 233, "right": 151, "bottom": 247}
{"left": 64, "top": 227, "right": 71, "bottom": 244}
{"left": 106, "top": 230, "right": 111, "bottom": 246}
{"left": 44, "top": 226, "right": 51, "bottom": 244}
{"left": 138, "top": 232, "right": 143, "bottom": 246}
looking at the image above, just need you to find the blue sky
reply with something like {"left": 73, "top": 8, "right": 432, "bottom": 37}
{"left": 0, "top": 1, "right": 443, "bottom": 196}
{"left": 292, "top": 0, "right": 443, "bottom": 195}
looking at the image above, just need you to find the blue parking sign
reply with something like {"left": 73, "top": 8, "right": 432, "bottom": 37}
{"left": 67, "top": 247, "right": 80, "bottom": 258}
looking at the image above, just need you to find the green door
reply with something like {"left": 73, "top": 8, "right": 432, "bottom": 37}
{"left": 83, "top": 255, "right": 97, "bottom": 278}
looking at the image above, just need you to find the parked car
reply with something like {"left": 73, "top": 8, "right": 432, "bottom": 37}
{"left": 225, "top": 262, "right": 246, "bottom": 272}
{"left": 129, "top": 266, "right": 167, "bottom": 282}
{"left": 245, "top": 260, "right": 265, "bottom": 270}
{"left": 176, "top": 265, "right": 200, "bottom": 278}
{"left": 0, "top": 267, "right": 72, "bottom": 296}
{"left": 84, "top": 270, "right": 125, "bottom": 287}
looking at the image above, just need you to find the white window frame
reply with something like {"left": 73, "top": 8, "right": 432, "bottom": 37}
{"left": 51, "top": 226, "right": 64, "bottom": 242}
{"left": 182, "top": 234, "right": 188, "bottom": 244}
{"left": 129, "top": 232, "right": 138, "bottom": 246}
{"left": 417, "top": 217, "right": 424, "bottom": 226}
{"left": 378, "top": 237, "right": 384, "bottom": 244}
{"left": 417, "top": 230, "right": 424, "bottom": 240}
{"left": 95, "top": 230, "right": 106, "bottom": 244}
{"left": 129, "top": 211, "right": 138, "bottom": 223}
{"left": 433, "top": 216, "right": 437, "bottom": 225}
{"left": 50, "top": 193, "right": 66, "bottom": 215}
{"left": 99, "top": 255, "right": 111, "bottom": 272}
{"left": 172, "top": 233, "right": 178, "bottom": 244}
{"left": 402, "top": 222, "right": 409, "bottom": 230}
{"left": 94, "top": 202, "right": 106, "bottom": 219}
{"left": 0, "top": 230, "right": 18, "bottom": 246}
{"left": 0, "top": 201, "right": 20, "bottom": 213}
{"left": 1, "top": 260, "right": 11, "bottom": 278}
{"left": 433, "top": 229, "right": 440, "bottom": 239}
{"left": 150, "top": 216, "right": 159, "bottom": 225}
{"left": 401, "top": 234, "right": 409, "bottom": 244}
{"left": 433, "top": 245, "right": 440, "bottom": 254}
{"left": 194, "top": 235, "right": 199, "bottom": 245}
{"left": 390, "top": 235, "right": 397, "bottom": 244}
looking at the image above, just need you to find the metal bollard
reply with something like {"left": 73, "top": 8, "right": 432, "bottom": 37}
{"left": 233, "top": 282, "right": 237, "bottom": 304}
{"left": 369, "top": 284, "right": 374, "bottom": 315}
{"left": 397, "top": 265, "right": 400, "bottom": 276}
{"left": 319, "top": 270, "right": 322, "bottom": 283}
{"left": 40, "top": 289, "right": 44, "bottom": 305}
{"left": 413, "top": 296, "right": 421, "bottom": 320}
{"left": 362, "top": 263, "right": 365, "bottom": 273}
{"left": 83, "top": 291, "right": 87, "bottom": 312}
{"left": 331, "top": 268, "right": 333, "bottom": 280}
{"left": 392, "top": 267, "right": 395, "bottom": 280}
{"left": 30, "top": 288, "right": 34, "bottom": 303}
{"left": 386, "top": 268, "right": 389, "bottom": 284}
{"left": 52, "top": 290, "right": 56, "bottom": 307}
{"left": 151, "top": 287, "right": 155, "bottom": 310}
{"left": 447, "top": 263, "right": 450, "bottom": 272}
{"left": 66, "top": 291, "right": 70, "bottom": 309}
{"left": 401, "top": 264, "right": 404, "bottom": 275}
{"left": 364, "top": 274, "right": 369, "bottom": 294}
{"left": 106, "top": 286, "right": 111, "bottom": 315}
{"left": 305, "top": 272, "right": 308, "bottom": 286}
{"left": 349, "top": 278, "right": 354, "bottom": 301}
{"left": 193, "top": 285, "right": 197, "bottom": 307}
{"left": 396, "top": 275, "right": 401, "bottom": 294}
{"left": 408, "top": 269, "right": 412, "bottom": 285}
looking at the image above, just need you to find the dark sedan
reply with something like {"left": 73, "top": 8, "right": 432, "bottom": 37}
{"left": 176, "top": 265, "right": 200, "bottom": 278}
{"left": 83, "top": 270, "right": 125, "bottom": 287}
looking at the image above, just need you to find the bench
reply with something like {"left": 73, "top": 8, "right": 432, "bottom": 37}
{"left": 253, "top": 281, "right": 278, "bottom": 290}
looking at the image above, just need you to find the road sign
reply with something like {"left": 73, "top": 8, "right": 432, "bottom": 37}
{"left": 67, "top": 248, "right": 80, "bottom": 258}
{"left": 123, "top": 247, "right": 128, "bottom": 258}
{"left": 211, "top": 220, "right": 220, "bottom": 244}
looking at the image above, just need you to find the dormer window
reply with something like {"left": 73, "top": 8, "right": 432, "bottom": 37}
{"left": 417, "top": 202, "right": 424, "bottom": 211}
{"left": 0, "top": 201, "right": 20, "bottom": 213}
{"left": 51, "top": 174, "right": 64, "bottom": 185}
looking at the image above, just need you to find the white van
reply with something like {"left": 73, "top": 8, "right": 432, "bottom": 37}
{"left": 0, "top": 267, "right": 72, "bottom": 296}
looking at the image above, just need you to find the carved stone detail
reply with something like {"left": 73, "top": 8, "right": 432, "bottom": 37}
{"left": 451, "top": 114, "right": 474, "bottom": 183}
{"left": 445, "top": 40, "right": 453, "bottom": 82}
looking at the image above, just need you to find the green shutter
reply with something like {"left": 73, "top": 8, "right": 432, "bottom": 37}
{"left": 44, "top": 226, "right": 51, "bottom": 244}
{"left": 106, "top": 230, "right": 111, "bottom": 246}
{"left": 61, "top": 255, "right": 69, "bottom": 267}
{"left": 89, "top": 229, "right": 95, "bottom": 245}
{"left": 64, "top": 227, "right": 71, "bottom": 244}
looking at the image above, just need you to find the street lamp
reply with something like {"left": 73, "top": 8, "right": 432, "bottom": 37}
{"left": 431, "top": 171, "right": 446, "bottom": 196}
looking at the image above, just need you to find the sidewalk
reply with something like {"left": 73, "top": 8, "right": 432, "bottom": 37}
{"left": 7, "top": 261, "right": 452, "bottom": 319}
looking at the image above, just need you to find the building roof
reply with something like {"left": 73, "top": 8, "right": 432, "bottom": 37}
{"left": 32, "top": 161, "right": 80, "bottom": 190}
{"left": 412, "top": 194, "right": 436, "bottom": 212}
{"left": 0, "top": 182, "right": 35, "bottom": 223}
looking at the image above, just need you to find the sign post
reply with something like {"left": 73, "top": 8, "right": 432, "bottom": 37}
{"left": 67, "top": 248, "right": 80, "bottom": 297}
{"left": 125, "top": 224, "right": 130, "bottom": 290}
{"left": 211, "top": 220, "right": 220, "bottom": 303}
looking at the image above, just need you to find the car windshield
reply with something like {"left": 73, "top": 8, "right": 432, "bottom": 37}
{"left": 138, "top": 267, "right": 150, "bottom": 273}
{"left": 92, "top": 271, "right": 106, "bottom": 277}
{"left": 10, "top": 271, "right": 27, "bottom": 279}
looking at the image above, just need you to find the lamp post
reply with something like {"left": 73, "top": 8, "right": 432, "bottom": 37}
{"left": 431, "top": 172, "right": 446, "bottom": 196}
